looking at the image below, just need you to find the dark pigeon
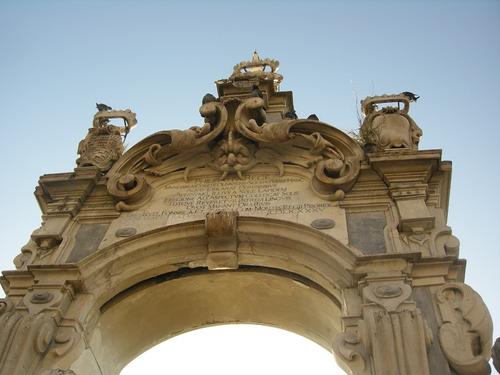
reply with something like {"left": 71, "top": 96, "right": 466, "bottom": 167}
{"left": 96, "top": 103, "right": 112, "bottom": 112}
{"left": 401, "top": 92, "right": 420, "bottom": 102}
{"left": 284, "top": 111, "right": 298, "bottom": 120}
{"left": 251, "top": 85, "right": 263, "bottom": 99}
{"left": 307, "top": 114, "right": 319, "bottom": 121}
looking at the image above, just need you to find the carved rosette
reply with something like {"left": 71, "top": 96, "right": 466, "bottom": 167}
{"left": 434, "top": 283, "right": 493, "bottom": 375}
{"left": 360, "top": 94, "right": 422, "bottom": 151}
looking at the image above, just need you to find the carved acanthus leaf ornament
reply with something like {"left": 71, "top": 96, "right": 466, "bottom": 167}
{"left": 106, "top": 54, "right": 363, "bottom": 211}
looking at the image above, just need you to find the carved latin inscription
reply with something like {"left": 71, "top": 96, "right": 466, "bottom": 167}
{"left": 162, "top": 175, "right": 335, "bottom": 217}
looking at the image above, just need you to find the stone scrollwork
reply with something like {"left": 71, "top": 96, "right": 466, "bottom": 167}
{"left": 107, "top": 173, "right": 152, "bottom": 212}
{"left": 143, "top": 100, "right": 228, "bottom": 168}
{"left": 102, "top": 53, "right": 363, "bottom": 211}
{"left": 435, "top": 283, "right": 493, "bottom": 375}
{"left": 13, "top": 240, "right": 39, "bottom": 270}
{"left": 234, "top": 96, "right": 361, "bottom": 200}
{"left": 333, "top": 331, "right": 371, "bottom": 375}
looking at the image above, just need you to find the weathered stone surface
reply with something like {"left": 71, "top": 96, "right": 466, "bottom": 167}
{"left": 413, "top": 287, "right": 453, "bottom": 375}
{"left": 0, "top": 54, "right": 493, "bottom": 375}
{"left": 66, "top": 223, "right": 109, "bottom": 263}
{"left": 346, "top": 212, "right": 386, "bottom": 254}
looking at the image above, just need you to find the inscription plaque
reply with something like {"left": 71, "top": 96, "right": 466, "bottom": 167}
{"left": 100, "top": 173, "right": 350, "bottom": 248}
{"left": 162, "top": 175, "right": 334, "bottom": 217}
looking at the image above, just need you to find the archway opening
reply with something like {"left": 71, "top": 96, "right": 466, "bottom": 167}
{"left": 120, "top": 324, "right": 346, "bottom": 375}
{"left": 88, "top": 267, "right": 344, "bottom": 375}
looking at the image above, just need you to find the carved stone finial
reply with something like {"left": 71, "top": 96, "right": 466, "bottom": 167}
{"left": 76, "top": 107, "right": 137, "bottom": 172}
{"left": 359, "top": 94, "right": 422, "bottom": 152}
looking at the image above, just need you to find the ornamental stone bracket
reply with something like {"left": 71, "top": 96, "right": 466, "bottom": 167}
{"left": 368, "top": 150, "right": 439, "bottom": 233}
{"left": 205, "top": 211, "right": 239, "bottom": 270}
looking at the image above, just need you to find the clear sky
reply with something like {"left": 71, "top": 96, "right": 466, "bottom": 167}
{"left": 1, "top": 1, "right": 499, "bottom": 373}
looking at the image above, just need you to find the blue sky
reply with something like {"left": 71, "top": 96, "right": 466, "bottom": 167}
{"left": 1, "top": 0, "right": 499, "bottom": 372}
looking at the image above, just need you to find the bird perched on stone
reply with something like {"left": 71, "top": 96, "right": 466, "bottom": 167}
{"left": 401, "top": 92, "right": 420, "bottom": 102}
{"left": 284, "top": 111, "right": 298, "bottom": 119}
{"left": 202, "top": 93, "right": 218, "bottom": 105}
{"left": 307, "top": 114, "right": 319, "bottom": 121}
{"left": 251, "top": 85, "right": 263, "bottom": 99}
{"left": 96, "top": 103, "right": 112, "bottom": 112}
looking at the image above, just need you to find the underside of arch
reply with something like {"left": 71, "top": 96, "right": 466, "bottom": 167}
{"left": 89, "top": 267, "right": 341, "bottom": 375}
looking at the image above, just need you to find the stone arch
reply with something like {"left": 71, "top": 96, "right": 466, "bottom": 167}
{"left": 0, "top": 53, "right": 494, "bottom": 375}
{"left": 41, "top": 218, "right": 356, "bottom": 374}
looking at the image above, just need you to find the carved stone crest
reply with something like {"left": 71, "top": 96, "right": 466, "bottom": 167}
{"left": 76, "top": 107, "right": 137, "bottom": 172}
{"left": 360, "top": 94, "right": 422, "bottom": 151}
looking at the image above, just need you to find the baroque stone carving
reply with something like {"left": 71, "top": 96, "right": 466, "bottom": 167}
{"left": 230, "top": 51, "right": 283, "bottom": 87}
{"left": 435, "top": 283, "right": 493, "bottom": 375}
{"left": 105, "top": 53, "right": 363, "bottom": 210}
{"left": 13, "top": 240, "right": 38, "bottom": 270}
{"left": 76, "top": 107, "right": 137, "bottom": 172}
{"left": 107, "top": 172, "right": 152, "bottom": 211}
{"left": 360, "top": 94, "right": 422, "bottom": 151}
{"left": 0, "top": 54, "right": 495, "bottom": 375}
{"left": 333, "top": 331, "right": 371, "bottom": 375}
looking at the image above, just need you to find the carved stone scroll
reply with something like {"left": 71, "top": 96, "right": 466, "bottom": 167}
{"left": 234, "top": 97, "right": 362, "bottom": 199}
{"left": 107, "top": 173, "right": 152, "bottom": 212}
{"left": 143, "top": 101, "right": 228, "bottom": 167}
{"left": 333, "top": 331, "right": 372, "bottom": 375}
{"left": 435, "top": 283, "right": 493, "bottom": 375}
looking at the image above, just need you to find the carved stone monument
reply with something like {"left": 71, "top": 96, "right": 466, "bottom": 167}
{"left": 0, "top": 53, "right": 494, "bottom": 375}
